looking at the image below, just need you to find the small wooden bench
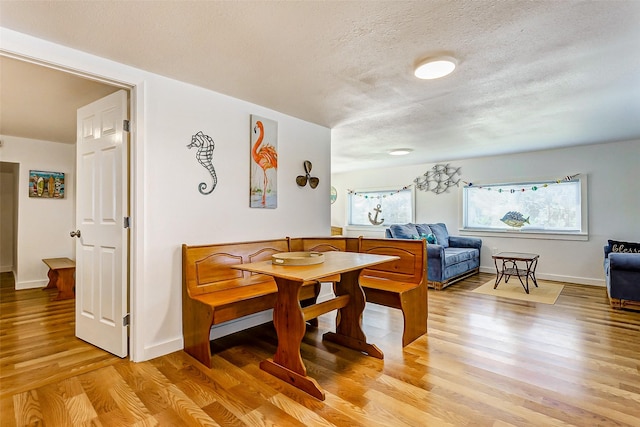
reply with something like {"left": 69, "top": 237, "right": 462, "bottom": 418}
{"left": 42, "top": 257, "right": 76, "bottom": 300}
{"left": 358, "top": 237, "right": 428, "bottom": 346}
{"left": 182, "top": 238, "right": 321, "bottom": 368}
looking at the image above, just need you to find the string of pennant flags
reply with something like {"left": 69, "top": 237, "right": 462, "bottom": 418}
{"left": 347, "top": 185, "right": 412, "bottom": 199}
{"left": 463, "top": 174, "right": 580, "bottom": 192}
{"left": 347, "top": 173, "right": 580, "bottom": 199}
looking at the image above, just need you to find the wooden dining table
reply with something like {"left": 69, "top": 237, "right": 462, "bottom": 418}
{"left": 231, "top": 250, "right": 398, "bottom": 400}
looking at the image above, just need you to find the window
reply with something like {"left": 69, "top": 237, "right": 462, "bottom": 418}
{"left": 462, "top": 176, "right": 587, "bottom": 238}
{"left": 348, "top": 188, "right": 414, "bottom": 226}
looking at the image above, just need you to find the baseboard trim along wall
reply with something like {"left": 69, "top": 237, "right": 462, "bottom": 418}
{"left": 478, "top": 266, "right": 605, "bottom": 287}
{"left": 15, "top": 278, "right": 48, "bottom": 290}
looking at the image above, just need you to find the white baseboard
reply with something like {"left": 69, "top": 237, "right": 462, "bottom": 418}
{"left": 0, "top": 265, "right": 14, "bottom": 273}
{"left": 141, "top": 337, "right": 183, "bottom": 362}
{"left": 15, "top": 279, "right": 47, "bottom": 290}
{"left": 479, "top": 266, "right": 605, "bottom": 287}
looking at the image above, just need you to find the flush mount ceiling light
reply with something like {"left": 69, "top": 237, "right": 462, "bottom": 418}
{"left": 414, "top": 56, "right": 457, "bottom": 80}
{"left": 389, "top": 149, "right": 413, "bottom": 156}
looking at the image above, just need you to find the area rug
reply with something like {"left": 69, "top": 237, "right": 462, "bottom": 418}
{"left": 471, "top": 278, "right": 564, "bottom": 305}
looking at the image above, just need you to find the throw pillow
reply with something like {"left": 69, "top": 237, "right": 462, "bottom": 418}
{"left": 608, "top": 240, "right": 640, "bottom": 253}
{"left": 429, "top": 223, "right": 450, "bottom": 248}
{"left": 389, "top": 223, "right": 419, "bottom": 239}
{"left": 413, "top": 233, "right": 437, "bottom": 244}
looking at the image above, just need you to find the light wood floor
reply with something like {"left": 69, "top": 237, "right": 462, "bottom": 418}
{"left": 1, "top": 271, "right": 639, "bottom": 426}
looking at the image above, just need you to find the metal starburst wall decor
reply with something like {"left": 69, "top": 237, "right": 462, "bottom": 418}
{"left": 414, "top": 163, "right": 461, "bottom": 194}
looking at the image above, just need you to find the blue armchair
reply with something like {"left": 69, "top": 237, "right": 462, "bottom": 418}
{"left": 604, "top": 241, "right": 640, "bottom": 309}
{"left": 386, "top": 223, "right": 482, "bottom": 290}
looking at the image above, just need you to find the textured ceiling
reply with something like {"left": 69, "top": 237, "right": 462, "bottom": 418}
{"left": 1, "top": 1, "right": 639, "bottom": 173}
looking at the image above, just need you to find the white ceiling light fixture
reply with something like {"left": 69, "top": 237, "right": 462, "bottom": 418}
{"left": 389, "top": 149, "right": 413, "bottom": 156}
{"left": 414, "top": 56, "right": 457, "bottom": 80}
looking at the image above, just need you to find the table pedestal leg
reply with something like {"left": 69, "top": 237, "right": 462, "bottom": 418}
{"left": 323, "top": 270, "right": 383, "bottom": 359}
{"left": 261, "top": 277, "right": 326, "bottom": 400}
{"left": 259, "top": 360, "right": 325, "bottom": 400}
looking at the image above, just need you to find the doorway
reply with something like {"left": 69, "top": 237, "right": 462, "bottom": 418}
{"left": 0, "top": 161, "right": 19, "bottom": 278}
{"left": 0, "top": 54, "right": 133, "bottom": 358}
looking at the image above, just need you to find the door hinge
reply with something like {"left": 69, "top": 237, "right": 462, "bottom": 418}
{"left": 123, "top": 120, "right": 130, "bottom": 132}
{"left": 123, "top": 314, "right": 130, "bottom": 327}
{"left": 124, "top": 216, "right": 131, "bottom": 229}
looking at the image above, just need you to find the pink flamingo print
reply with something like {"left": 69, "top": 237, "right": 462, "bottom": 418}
{"left": 252, "top": 120, "right": 278, "bottom": 206}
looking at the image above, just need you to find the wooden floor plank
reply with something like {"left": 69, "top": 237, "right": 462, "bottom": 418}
{"left": 1, "top": 271, "right": 639, "bottom": 426}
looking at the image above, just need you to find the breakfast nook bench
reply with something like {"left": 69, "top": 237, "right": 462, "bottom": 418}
{"left": 182, "top": 238, "right": 321, "bottom": 368}
{"left": 291, "top": 236, "right": 428, "bottom": 346}
{"left": 358, "top": 237, "right": 428, "bottom": 346}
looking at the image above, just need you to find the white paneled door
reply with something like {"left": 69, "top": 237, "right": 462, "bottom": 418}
{"left": 75, "top": 90, "right": 129, "bottom": 357}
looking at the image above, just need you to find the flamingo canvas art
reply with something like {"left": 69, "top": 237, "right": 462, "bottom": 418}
{"left": 250, "top": 115, "right": 278, "bottom": 208}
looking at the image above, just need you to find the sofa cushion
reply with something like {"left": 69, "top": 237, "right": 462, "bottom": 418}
{"left": 608, "top": 240, "right": 640, "bottom": 253}
{"left": 389, "top": 223, "right": 419, "bottom": 239}
{"left": 444, "top": 248, "right": 479, "bottom": 264}
{"left": 429, "top": 223, "right": 450, "bottom": 248}
{"left": 415, "top": 224, "right": 432, "bottom": 236}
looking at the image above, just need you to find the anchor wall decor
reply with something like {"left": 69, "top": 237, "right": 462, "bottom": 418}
{"left": 368, "top": 204, "right": 384, "bottom": 225}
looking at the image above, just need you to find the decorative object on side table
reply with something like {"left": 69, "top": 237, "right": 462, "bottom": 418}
{"left": 296, "top": 160, "right": 319, "bottom": 189}
{"left": 187, "top": 131, "right": 217, "bottom": 194}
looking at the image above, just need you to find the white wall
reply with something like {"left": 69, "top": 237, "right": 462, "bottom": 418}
{"left": 141, "top": 74, "right": 331, "bottom": 357}
{"left": 332, "top": 139, "right": 640, "bottom": 286}
{"left": 1, "top": 28, "right": 332, "bottom": 362}
{"left": 0, "top": 137, "right": 76, "bottom": 288}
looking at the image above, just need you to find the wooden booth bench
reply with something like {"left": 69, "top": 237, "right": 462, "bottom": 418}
{"left": 290, "top": 236, "right": 427, "bottom": 346}
{"left": 357, "top": 237, "right": 428, "bottom": 346}
{"left": 182, "top": 238, "right": 321, "bottom": 368}
{"left": 182, "top": 236, "right": 428, "bottom": 368}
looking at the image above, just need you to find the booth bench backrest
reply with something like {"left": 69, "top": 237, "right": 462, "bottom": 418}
{"left": 183, "top": 238, "right": 290, "bottom": 297}
{"left": 358, "top": 237, "right": 426, "bottom": 285}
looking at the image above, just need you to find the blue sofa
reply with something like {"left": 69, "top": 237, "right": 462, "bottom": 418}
{"left": 386, "top": 223, "right": 482, "bottom": 290}
{"left": 604, "top": 240, "right": 640, "bottom": 309}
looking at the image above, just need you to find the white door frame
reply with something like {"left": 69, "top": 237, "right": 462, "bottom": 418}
{"left": 0, "top": 49, "right": 145, "bottom": 362}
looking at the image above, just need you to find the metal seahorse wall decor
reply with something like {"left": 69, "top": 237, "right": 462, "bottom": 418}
{"left": 187, "top": 131, "right": 217, "bottom": 195}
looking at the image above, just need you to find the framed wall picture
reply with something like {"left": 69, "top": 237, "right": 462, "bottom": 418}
{"left": 250, "top": 115, "right": 278, "bottom": 208}
{"left": 29, "top": 170, "right": 65, "bottom": 199}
